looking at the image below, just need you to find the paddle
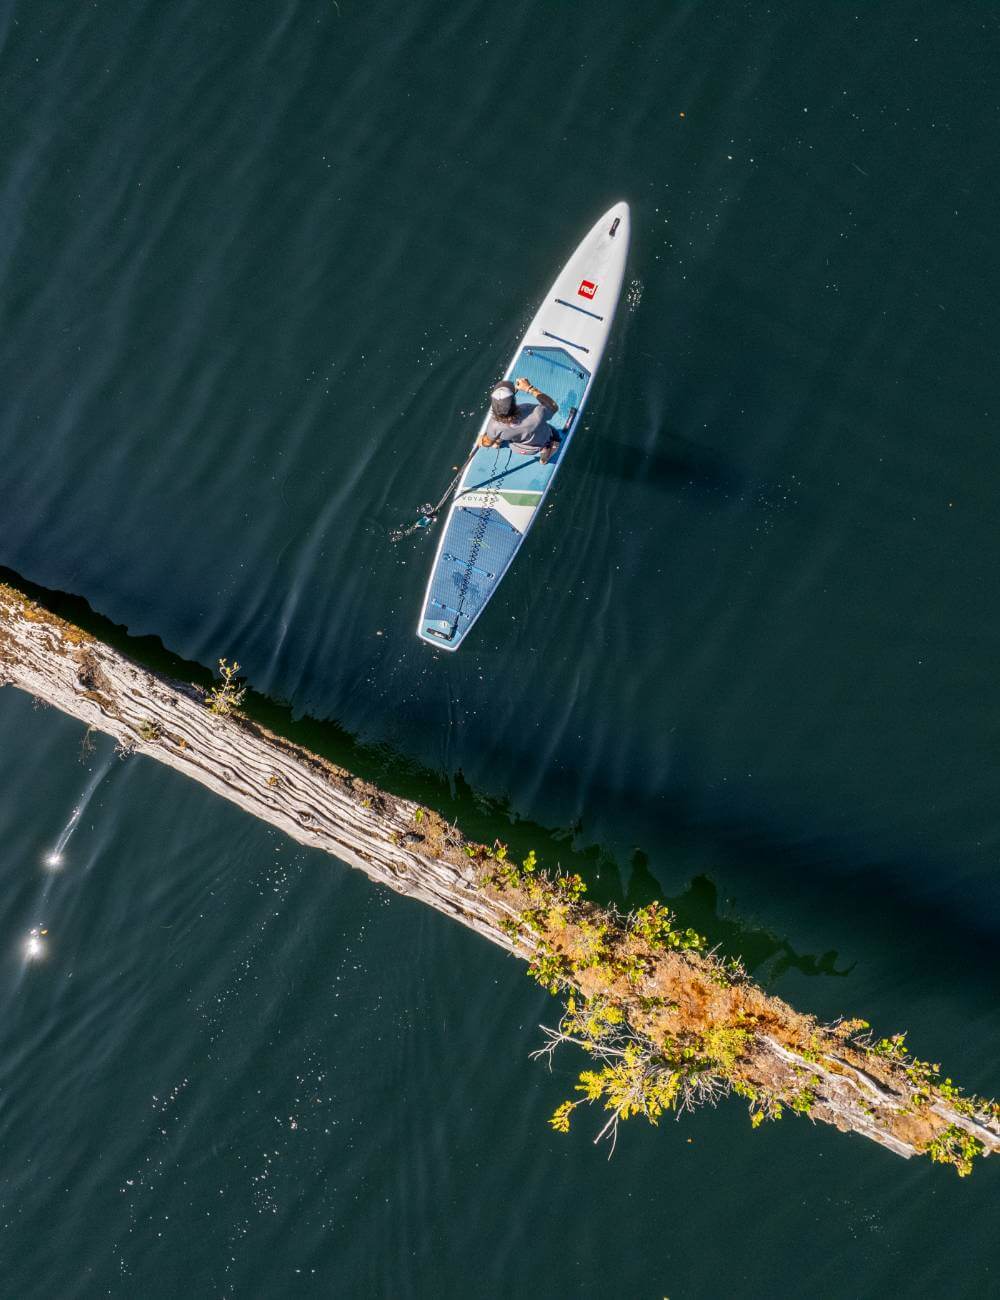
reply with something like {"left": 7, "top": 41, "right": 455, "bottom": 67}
{"left": 390, "top": 442, "right": 482, "bottom": 542}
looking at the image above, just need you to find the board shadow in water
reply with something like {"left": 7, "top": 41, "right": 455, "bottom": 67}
{"left": 581, "top": 430, "right": 743, "bottom": 503}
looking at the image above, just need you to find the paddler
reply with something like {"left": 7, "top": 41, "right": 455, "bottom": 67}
{"left": 479, "top": 378, "right": 561, "bottom": 463}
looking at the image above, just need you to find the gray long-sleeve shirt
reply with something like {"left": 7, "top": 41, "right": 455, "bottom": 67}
{"left": 484, "top": 401, "right": 555, "bottom": 451}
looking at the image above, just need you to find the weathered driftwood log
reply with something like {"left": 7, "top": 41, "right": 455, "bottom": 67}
{"left": 2, "top": 581, "right": 998, "bottom": 1173}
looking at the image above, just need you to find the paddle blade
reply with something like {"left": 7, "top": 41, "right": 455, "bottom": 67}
{"left": 389, "top": 509, "right": 437, "bottom": 543}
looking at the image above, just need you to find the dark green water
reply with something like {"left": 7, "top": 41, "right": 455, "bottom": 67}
{"left": 2, "top": 1, "right": 999, "bottom": 1294}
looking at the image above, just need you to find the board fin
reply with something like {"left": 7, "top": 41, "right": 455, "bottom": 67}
{"left": 424, "top": 620, "right": 457, "bottom": 642}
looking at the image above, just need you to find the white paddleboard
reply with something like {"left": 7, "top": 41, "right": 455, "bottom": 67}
{"left": 417, "top": 201, "right": 630, "bottom": 650}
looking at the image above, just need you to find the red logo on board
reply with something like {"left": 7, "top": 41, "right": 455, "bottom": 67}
{"left": 578, "top": 279, "right": 597, "bottom": 299}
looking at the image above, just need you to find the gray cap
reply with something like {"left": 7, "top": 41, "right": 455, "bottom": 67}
{"left": 490, "top": 380, "right": 515, "bottom": 417}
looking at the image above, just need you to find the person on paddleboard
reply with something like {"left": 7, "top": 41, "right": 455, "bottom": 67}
{"left": 479, "top": 378, "right": 561, "bottom": 463}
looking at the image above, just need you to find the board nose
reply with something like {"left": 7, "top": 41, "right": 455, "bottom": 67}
{"left": 604, "top": 200, "right": 630, "bottom": 239}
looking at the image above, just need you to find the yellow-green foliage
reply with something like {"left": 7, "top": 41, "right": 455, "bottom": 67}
{"left": 484, "top": 844, "right": 544, "bottom": 891}
{"left": 788, "top": 1085, "right": 817, "bottom": 1116}
{"left": 562, "top": 994, "right": 624, "bottom": 1046}
{"left": 570, "top": 917, "right": 610, "bottom": 971}
{"left": 864, "top": 1033, "right": 985, "bottom": 1123}
{"left": 612, "top": 952, "right": 651, "bottom": 986}
{"left": 555, "top": 872, "right": 587, "bottom": 901}
{"left": 550, "top": 1044, "right": 682, "bottom": 1134}
{"left": 206, "top": 658, "right": 246, "bottom": 717}
{"left": 630, "top": 901, "right": 704, "bottom": 951}
{"left": 527, "top": 949, "right": 570, "bottom": 995}
{"left": 871, "top": 1032, "right": 908, "bottom": 1060}
{"left": 925, "top": 1124, "right": 985, "bottom": 1177}
{"left": 698, "top": 1026, "right": 751, "bottom": 1072}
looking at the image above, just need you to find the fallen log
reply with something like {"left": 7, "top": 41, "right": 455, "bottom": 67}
{"left": 2, "top": 579, "right": 998, "bottom": 1174}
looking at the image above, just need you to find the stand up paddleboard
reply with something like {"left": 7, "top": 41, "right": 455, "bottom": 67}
{"left": 416, "top": 200, "right": 630, "bottom": 650}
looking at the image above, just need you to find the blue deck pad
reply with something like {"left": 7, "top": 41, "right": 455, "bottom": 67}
{"left": 418, "top": 346, "right": 591, "bottom": 646}
{"left": 465, "top": 346, "right": 591, "bottom": 490}
{"left": 422, "top": 505, "right": 523, "bottom": 643}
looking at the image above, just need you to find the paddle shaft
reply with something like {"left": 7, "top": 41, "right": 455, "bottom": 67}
{"left": 391, "top": 441, "right": 481, "bottom": 542}
{"left": 426, "top": 442, "right": 480, "bottom": 518}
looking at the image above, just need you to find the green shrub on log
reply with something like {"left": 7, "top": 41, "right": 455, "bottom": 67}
{"left": 473, "top": 846, "right": 996, "bottom": 1175}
